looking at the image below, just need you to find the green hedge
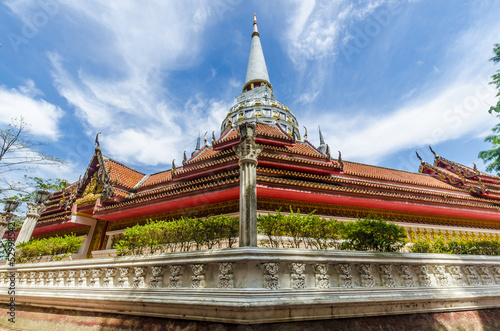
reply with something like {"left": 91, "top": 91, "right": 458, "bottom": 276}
{"left": 115, "top": 210, "right": 408, "bottom": 256}
{"left": 410, "top": 237, "right": 500, "bottom": 255}
{"left": 257, "top": 208, "right": 342, "bottom": 249}
{"left": 15, "top": 234, "right": 83, "bottom": 263}
{"left": 340, "top": 217, "right": 407, "bottom": 252}
{"left": 257, "top": 209, "right": 407, "bottom": 252}
{"left": 114, "top": 215, "right": 239, "bottom": 256}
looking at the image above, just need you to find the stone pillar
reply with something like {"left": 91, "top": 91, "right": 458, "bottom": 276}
{"left": 15, "top": 203, "right": 44, "bottom": 244}
{"left": 0, "top": 213, "right": 15, "bottom": 240}
{"left": 234, "top": 123, "right": 262, "bottom": 247}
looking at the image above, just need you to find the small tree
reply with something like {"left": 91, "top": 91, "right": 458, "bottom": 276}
{"left": 479, "top": 43, "right": 500, "bottom": 174}
{"left": 341, "top": 217, "right": 407, "bottom": 252}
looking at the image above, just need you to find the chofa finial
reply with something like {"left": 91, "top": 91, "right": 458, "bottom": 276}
{"left": 415, "top": 150, "right": 424, "bottom": 165}
{"left": 429, "top": 145, "right": 438, "bottom": 158}
{"left": 95, "top": 132, "right": 102, "bottom": 147}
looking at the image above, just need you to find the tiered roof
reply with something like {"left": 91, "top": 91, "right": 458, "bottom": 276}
{"left": 21, "top": 15, "right": 500, "bottom": 240}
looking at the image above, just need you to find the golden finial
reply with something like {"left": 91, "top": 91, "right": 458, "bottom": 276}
{"left": 429, "top": 145, "right": 438, "bottom": 158}
{"left": 183, "top": 151, "right": 187, "bottom": 165}
{"left": 212, "top": 131, "right": 216, "bottom": 145}
{"left": 95, "top": 132, "right": 102, "bottom": 148}
{"left": 204, "top": 132, "right": 208, "bottom": 144}
{"left": 303, "top": 126, "right": 308, "bottom": 140}
{"left": 415, "top": 150, "right": 424, "bottom": 164}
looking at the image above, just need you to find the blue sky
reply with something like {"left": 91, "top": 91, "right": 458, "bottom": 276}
{"left": 1, "top": 0, "right": 500, "bottom": 186}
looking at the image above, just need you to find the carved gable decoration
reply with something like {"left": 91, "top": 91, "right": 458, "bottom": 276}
{"left": 74, "top": 147, "right": 115, "bottom": 206}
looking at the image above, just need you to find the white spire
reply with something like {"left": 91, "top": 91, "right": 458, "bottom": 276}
{"left": 243, "top": 14, "right": 272, "bottom": 92}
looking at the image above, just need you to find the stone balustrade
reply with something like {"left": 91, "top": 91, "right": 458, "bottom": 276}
{"left": 2, "top": 247, "right": 500, "bottom": 323}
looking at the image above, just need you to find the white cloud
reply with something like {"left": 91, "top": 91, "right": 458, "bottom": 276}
{"left": 34, "top": 2, "right": 239, "bottom": 166}
{"left": 0, "top": 81, "right": 63, "bottom": 140}
{"left": 281, "top": 0, "right": 399, "bottom": 103}
{"left": 304, "top": 6, "right": 500, "bottom": 165}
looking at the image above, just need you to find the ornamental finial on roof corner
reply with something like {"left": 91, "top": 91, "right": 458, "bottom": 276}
{"left": 429, "top": 145, "right": 438, "bottom": 158}
{"left": 183, "top": 151, "right": 187, "bottom": 165}
{"left": 303, "top": 126, "right": 308, "bottom": 140}
{"left": 95, "top": 132, "right": 101, "bottom": 148}
{"left": 415, "top": 150, "right": 425, "bottom": 165}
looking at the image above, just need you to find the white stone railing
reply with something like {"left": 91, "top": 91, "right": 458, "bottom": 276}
{"left": 2, "top": 247, "right": 500, "bottom": 323}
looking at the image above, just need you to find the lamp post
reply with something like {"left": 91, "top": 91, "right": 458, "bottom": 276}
{"left": 0, "top": 200, "right": 20, "bottom": 239}
{"left": 15, "top": 190, "right": 51, "bottom": 244}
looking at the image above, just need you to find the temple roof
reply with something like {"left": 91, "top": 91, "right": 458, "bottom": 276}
{"left": 23, "top": 16, "right": 500, "bottom": 239}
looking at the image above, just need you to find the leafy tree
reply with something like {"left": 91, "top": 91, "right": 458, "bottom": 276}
{"left": 0, "top": 117, "right": 63, "bottom": 200}
{"left": 479, "top": 43, "right": 500, "bottom": 174}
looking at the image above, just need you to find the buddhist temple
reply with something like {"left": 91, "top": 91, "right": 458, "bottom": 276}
{"left": 22, "top": 15, "right": 500, "bottom": 257}
{"left": 3, "top": 15, "right": 500, "bottom": 330}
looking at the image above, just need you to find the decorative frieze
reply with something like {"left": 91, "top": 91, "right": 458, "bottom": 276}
{"left": 55, "top": 270, "right": 67, "bottom": 287}
{"left": 447, "top": 266, "right": 466, "bottom": 286}
{"left": 102, "top": 268, "right": 117, "bottom": 287}
{"left": 261, "top": 262, "right": 280, "bottom": 290}
{"left": 357, "top": 264, "right": 375, "bottom": 287}
{"left": 378, "top": 264, "right": 395, "bottom": 287}
{"left": 414, "top": 265, "right": 432, "bottom": 287}
{"left": 169, "top": 265, "right": 184, "bottom": 288}
{"left": 191, "top": 264, "right": 206, "bottom": 289}
{"left": 432, "top": 265, "right": 449, "bottom": 287}
{"left": 464, "top": 266, "right": 481, "bottom": 286}
{"left": 46, "top": 271, "right": 55, "bottom": 287}
{"left": 89, "top": 268, "right": 103, "bottom": 288}
{"left": 313, "top": 263, "right": 329, "bottom": 289}
{"left": 77, "top": 269, "right": 88, "bottom": 287}
{"left": 132, "top": 267, "right": 147, "bottom": 288}
{"left": 290, "top": 263, "right": 306, "bottom": 289}
{"left": 28, "top": 272, "right": 37, "bottom": 287}
{"left": 150, "top": 266, "right": 165, "bottom": 288}
{"left": 117, "top": 267, "right": 130, "bottom": 288}
{"left": 337, "top": 263, "right": 353, "bottom": 288}
{"left": 36, "top": 272, "right": 45, "bottom": 287}
{"left": 20, "top": 272, "right": 28, "bottom": 286}
{"left": 66, "top": 270, "right": 77, "bottom": 287}
{"left": 492, "top": 266, "right": 500, "bottom": 284}
{"left": 478, "top": 267, "right": 494, "bottom": 285}
{"left": 218, "top": 262, "right": 235, "bottom": 289}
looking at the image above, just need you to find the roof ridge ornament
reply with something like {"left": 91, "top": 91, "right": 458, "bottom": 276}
{"left": 429, "top": 145, "right": 438, "bottom": 158}
{"left": 415, "top": 150, "right": 425, "bottom": 165}
{"left": 95, "top": 132, "right": 102, "bottom": 148}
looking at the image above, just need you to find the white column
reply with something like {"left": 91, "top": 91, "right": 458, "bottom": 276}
{"left": 234, "top": 125, "right": 262, "bottom": 247}
{"left": 0, "top": 213, "right": 14, "bottom": 240}
{"left": 15, "top": 203, "right": 44, "bottom": 244}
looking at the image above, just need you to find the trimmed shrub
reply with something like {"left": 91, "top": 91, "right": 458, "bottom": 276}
{"left": 257, "top": 208, "right": 342, "bottom": 249}
{"left": 114, "top": 215, "right": 239, "bottom": 256}
{"left": 15, "top": 234, "right": 83, "bottom": 263}
{"left": 340, "top": 217, "right": 407, "bottom": 252}
{"left": 409, "top": 237, "right": 500, "bottom": 255}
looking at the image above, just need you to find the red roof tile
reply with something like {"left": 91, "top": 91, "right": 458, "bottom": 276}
{"left": 105, "top": 160, "right": 145, "bottom": 189}
{"left": 343, "top": 162, "right": 459, "bottom": 190}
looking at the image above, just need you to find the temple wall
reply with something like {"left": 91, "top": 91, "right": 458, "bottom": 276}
{"left": 2, "top": 248, "right": 500, "bottom": 327}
